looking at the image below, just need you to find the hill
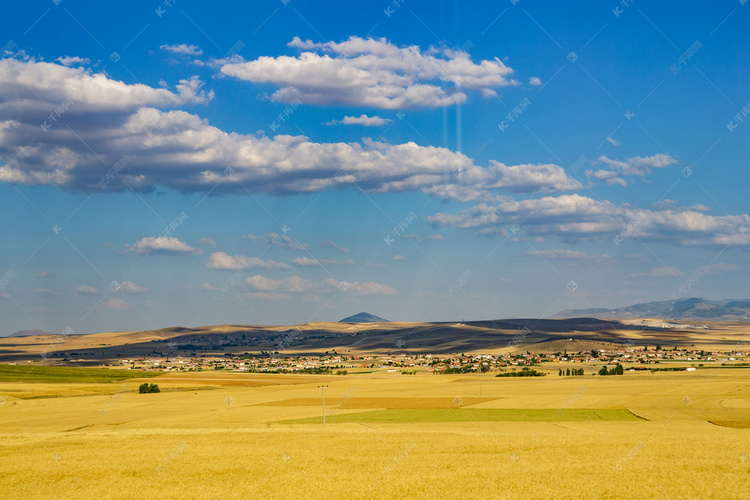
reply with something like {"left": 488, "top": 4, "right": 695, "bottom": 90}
{"left": 557, "top": 298, "right": 750, "bottom": 321}
{"left": 7, "top": 330, "right": 51, "bottom": 338}
{"left": 339, "top": 312, "right": 390, "bottom": 323}
{"left": 2, "top": 316, "right": 749, "bottom": 363}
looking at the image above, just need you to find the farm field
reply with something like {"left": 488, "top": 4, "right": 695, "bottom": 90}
{"left": 1, "top": 367, "right": 749, "bottom": 498}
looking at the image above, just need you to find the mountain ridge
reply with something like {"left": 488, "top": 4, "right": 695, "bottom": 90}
{"left": 557, "top": 298, "right": 750, "bottom": 321}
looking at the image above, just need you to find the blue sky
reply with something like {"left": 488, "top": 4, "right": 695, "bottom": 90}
{"left": 0, "top": 0, "right": 748, "bottom": 335}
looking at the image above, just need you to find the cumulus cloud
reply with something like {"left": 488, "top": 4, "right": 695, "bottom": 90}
{"left": 206, "top": 251, "right": 290, "bottom": 270}
{"left": 161, "top": 44, "right": 203, "bottom": 56}
{"left": 37, "top": 271, "right": 55, "bottom": 278}
{"left": 0, "top": 58, "right": 576, "bottom": 199}
{"left": 427, "top": 193, "right": 750, "bottom": 247}
{"left": 75, "top": 285, "right": 99, "bottom": 295}
{"left": 324, "top": 114, "right": 392, "bottom": 126}
{"left": 220, "top": 36, "right": 517, "bottom": 109}
{"left": 55, "top": 56, "right": 91, "bottom": 67}
{"left": 423, "top": 161, "right": 582, "bottom": 201}
{"left": 528, "top": 77, "right": 542, "bottom": 86}
{"left": 291, "top": 257, "right": 355, "bottom": 267}
{"left": 0, "top": 58, "right": 212, "bottom": 112}
{"left": 391, "top": 255, "right": 407, "bottom": 261}
{"left": 126, "top": 236, "right": 195, "bottom": 255}
{"left": 245, "top": 275, "right": 396, "bottom": 295}
{"left": 586, "top": 154, "right": 676, "bottom": 186}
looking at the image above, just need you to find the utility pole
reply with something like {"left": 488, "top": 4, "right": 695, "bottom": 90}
{"left": 318, "top": 385, "right": 328, "bottom": 428}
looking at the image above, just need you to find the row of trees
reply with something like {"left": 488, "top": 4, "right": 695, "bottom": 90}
{"left": 598, "top": 364, "right": 624, "bottom": 376}
{"left": 558, "top": 368, "right": 584, "bottom": 376}
{"left": 495, "top": 367, "right": 546, "bottom": 377}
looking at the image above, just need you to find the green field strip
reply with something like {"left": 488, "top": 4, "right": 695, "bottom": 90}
{"left": 278, "top": 408, "right": 644, "bottom": 424}
{"left": 0, "top": 364, "right": 161, "bottom": 383}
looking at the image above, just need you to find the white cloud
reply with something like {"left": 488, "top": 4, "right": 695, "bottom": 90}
{"left": 116, "top": 281, "right": 148, "bottom": 293}
{"left": 652, "top": 199, "right": 710, "bottom": 212}
{"left": 246, "top": 275, "right": 315, "bottom": 292}
{"left": 55, "top": 56, "right": 91, "bottom": 67}
{"left": 37, "top": 271, "right": 55, "bottom": 278}
{"left": 525, "top": 249, "right": 602, "bottom": 261}
{"left": 391, "top": 255, "right": 407, "bottom": 261}
{"left": 427, "top": 193, "right": 750, "bottom": 247}
{"left": 697, "top": 262, "right": 740, "bottom": 275}
{"left": 586, "top": 154, "right": 676, "bottom": 186}
{"left": 197, "top": 237, "right": 217, "bottom": 247}
{"left": 105, "top": 298, "right": 132, "bottom": 310}
{"left": 630, "top": 266, "right": 684, "bottom": 278}
{"left": 324, "top": 114, "right": 393, "bottom": 126}
{"left": 606, "top": 137, "right": 621, "bottom": 146}
{"left": 126, "top": 236, "right": 195, "bottom": 255}
{"left": 261, "top": 233, "right": 309, "bottom": 250}
{"left": 423, "top": 160, "right": 582, "bottom": 201}
{"left": 245, "top": 275, "right": 396, "bottom": 295}
{"left": 0, "top": 58, "right": 212, "bottom": 112}
{"left": 33, "top": 288, "right": 61, "bottom": 296}
{"left": 207, "top": 251, "right": 290, "bottom": 270}
{"left": 529, "top": 77, "right": 542, "bottom": 86}
{"left": 291, "top": 257, "right": 355, "bottom": 267}
{"left": 220, "top": 36, "right": 517, "bottom": 109}
{"left": 403, "top": 234, "right": 443, "bottom": 242}
{"left": 242, "top": 292, "right": 291, "bottom": 301}
{"left": 321, "top": 239, "right": 350, "bottom": 253}
{"left": 0, "top": 59, "right": 576, "bottom": 199}
{"left": 75, "top": 285, "right": 99, "bottom": 295}
{"left": 200, "top": 282, "right": 218, "bottom": 291}
{"left": 161, "top": 44, "right": 203, "bottom": 56}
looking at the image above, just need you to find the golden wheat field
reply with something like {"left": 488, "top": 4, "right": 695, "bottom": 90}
{"left": 1, "top": 367, "right": 749, "bottom": 499}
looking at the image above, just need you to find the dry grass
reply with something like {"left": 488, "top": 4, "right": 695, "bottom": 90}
{"left": 254, "top": 396, "right": 499, "bottom": 409}
{"left": 1, "top": 369, "right": 749, "bottom": 498}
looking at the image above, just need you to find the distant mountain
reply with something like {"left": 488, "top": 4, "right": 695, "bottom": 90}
{"left": 339, "top": 312, "right": 390, "bottom": 323}
{"left": 7, "top": 329, "right": 51, "bottom": 337}
{"left": 557, "top": 298, "right": 750, "bottom": 321}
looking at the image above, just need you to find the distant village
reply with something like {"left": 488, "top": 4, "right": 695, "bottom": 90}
{"left": 94, "top": 344, "right": 746, "bottom": 374}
